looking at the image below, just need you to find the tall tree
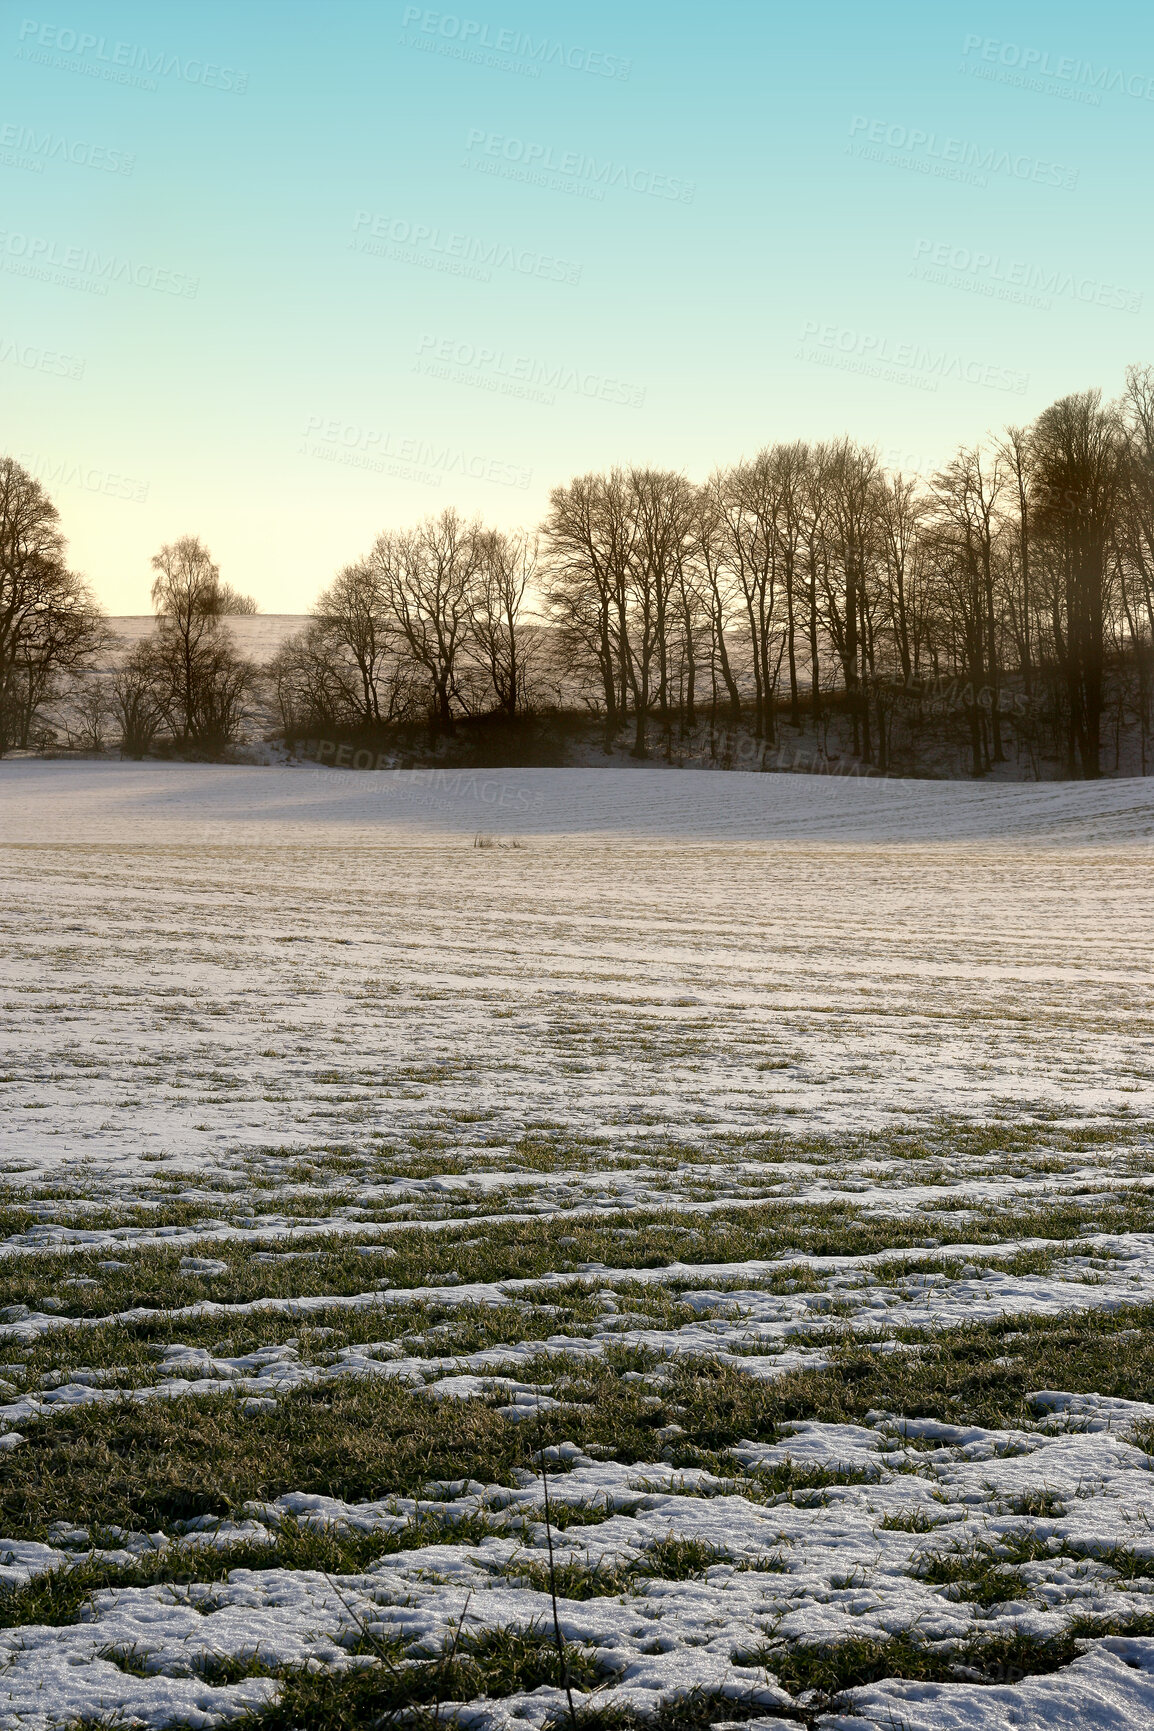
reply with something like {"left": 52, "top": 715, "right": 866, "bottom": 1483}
{"left": 148, "top": 536, "right": 258, "bottom": 750}
{"left": 468, "top": 529, "right": 538, "bottom": 718}
{"left": 0, "top": 457, "right": 104, "bottom": 754}
{"left": 823, "top": 440, "right": 881, "bottom": 757}
{"left": 998, "top": 425, "right": 1035, "bottom": 698}
{"left": 1117, "top": 368, "right": 1154, "bottom": 772}
{"left": 312, "top": 559, "right": 394, "bottom": 726}
{"left": 543, "top": 471, "right": 635, "bottom": 735}
{"left": 930, "top": 448, "right": 1007, "bottom": 775}
{"left": 623, "top": 469, "right": 694, "bottom": 755}
{"left": 370, "top": 509, "right": 482, "bottom": 730}
{"left": 1031, "top": 390, "right": 1121, "bottom": 778}
{"left": 716, "top": 451, "right": 783, "bottom": 742}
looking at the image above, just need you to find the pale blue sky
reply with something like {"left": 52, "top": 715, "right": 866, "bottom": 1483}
{"left": 2, "top": 0, "right": 1151, "bottom": 610}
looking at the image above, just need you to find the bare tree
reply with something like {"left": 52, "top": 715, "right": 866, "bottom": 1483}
{"left": 214, "top": 583, "right": 259, "bottom": 614}
{"left": 876, "top": 473, "right": 923, "bottom": 687}
{"left": 929, "top": 448, "right": 1007, "bottom": 775}
{"left": 64, "top": 674, "right": 114, "bottom": 752}
{"left": 624, "top": 469, "right": 694, "bottom": 756}
{"left": 669, "top": 509, "right": 710, "bottom": 730}
{"left": 149, "top": 536, "right": 221, "bottom": 746}
{"left": 822, "top": 441, "right": 881, "bottom": 757}
{"left": 715, "top": 451, "right": 783, "bottom": 742}
{"left": 1117, "top": 368, "right": 1154, "bottom": 771}
{"left": 269, "top": 616, "right": 420, "bottom": 737}
{"left": 468, "top": 529, "right": 538, "bottom": 718}
{"left": 1031, "top": 390, "right": 1122, "bottom": 778}
{"left": 147, "top": 536, "right": 260, "bottom": 751}
{"left": 694, "top": 480, "right": 743, "bottom": 725}
{"left": 543, "top": 471, "right": 635, "bottom": 733}
{"left": 797, "top": 441, "right": 834, "bottom": 736}
{"left": 370, "top": 509, "right": 482, "bottom": 730}
{"left": 0, "top": 457, "right": 105, "bottom": 754}
{"left": 311, "top": 560, "right": 395, "bottom": 725}
{"left": 998, "top": 425, "right": 1035, "bottom": 697}
{"left": 111, "top": 643, "right": 165, "bottom": 759}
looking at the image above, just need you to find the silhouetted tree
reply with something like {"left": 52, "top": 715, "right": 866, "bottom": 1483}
{"left": 0, "top": 457, "right": 105, "bottom": 754}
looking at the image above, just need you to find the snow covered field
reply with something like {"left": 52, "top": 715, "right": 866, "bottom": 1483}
{"left": 98, "top": 617, "right": 306, "bottom": 667}
{"left": 1, "top": 763, "right": 1154, "bottom": 1729}
{"left": 7, "top": 758, "right": 1154, "bottom": 845}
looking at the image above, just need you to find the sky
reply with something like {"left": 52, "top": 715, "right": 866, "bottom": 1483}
{"left": 2, "top": 0, "right": 1152, "bottom": 613}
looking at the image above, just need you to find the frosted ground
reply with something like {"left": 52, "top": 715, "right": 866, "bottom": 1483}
{"left": 1, "top": 763, "right": 1154, "bottom": 1729}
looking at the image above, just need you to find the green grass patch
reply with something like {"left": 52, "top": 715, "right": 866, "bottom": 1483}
{"left": 0, "top": 1510, "right": 511, "bottom": 1629}
{"left": 11, "top": 1302, "right": 1154, "bottom": 1543}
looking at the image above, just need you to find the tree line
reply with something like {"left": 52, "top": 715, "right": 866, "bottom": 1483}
{"left": 274, "top": 369, "right": 1154, "bottom": 779}
{"left": 4, "top": 368, "right": 1154, "bottom": 778}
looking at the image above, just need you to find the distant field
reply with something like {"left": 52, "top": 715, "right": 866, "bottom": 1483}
{"left": 101, "top": 616, "right": 307, "bottom": 666}
{"left": 0, "top": 767, "right": 1153, "bottom": 1728}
